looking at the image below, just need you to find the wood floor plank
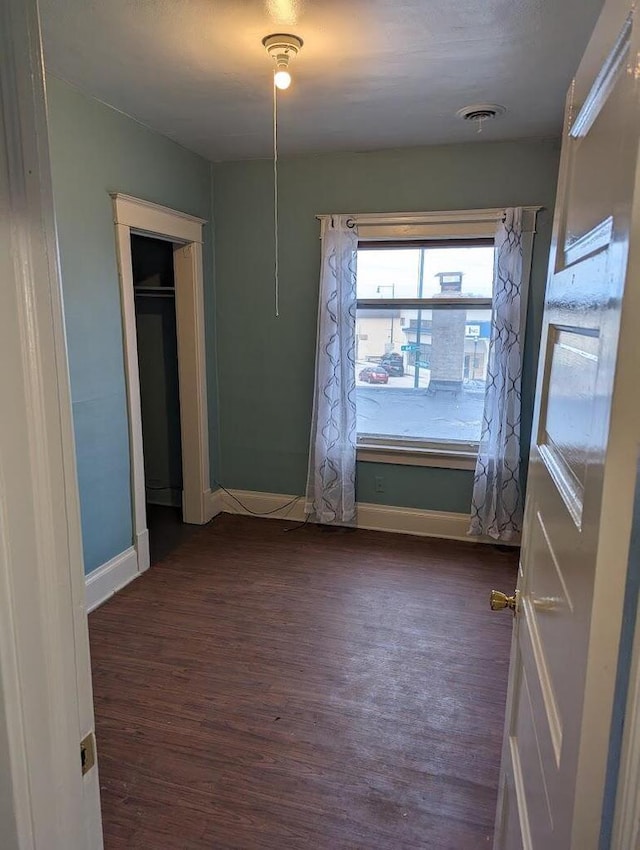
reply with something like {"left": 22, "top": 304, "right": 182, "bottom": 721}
{"left": 90, "top": 514, "right": 517, "bottom": 849}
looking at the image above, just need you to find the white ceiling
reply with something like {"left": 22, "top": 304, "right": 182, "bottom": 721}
{"left": 39, "top": 0, "right": 605, "bottom": 162}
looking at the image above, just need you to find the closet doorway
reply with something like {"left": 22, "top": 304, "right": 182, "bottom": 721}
{"left": 132, "top": 234, "right": 189, "bottom": 563}
{"left": 112, "top": 193, "right": 212, "bottom": 576}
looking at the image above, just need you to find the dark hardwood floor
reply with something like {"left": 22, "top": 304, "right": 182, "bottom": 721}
{"left": 89, "top": 514, "right": 517, "bottom": 850}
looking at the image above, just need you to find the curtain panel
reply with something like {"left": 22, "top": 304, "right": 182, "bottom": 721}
{"left": 305, "top": 216, "right": 358, "bottom": 524}
{"left": 469, "top": 207, "right": 524, "bottom": 542}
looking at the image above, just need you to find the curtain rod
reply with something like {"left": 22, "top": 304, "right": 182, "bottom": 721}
{"left": 315, "top": 206, "right": 543, "bottom": 223}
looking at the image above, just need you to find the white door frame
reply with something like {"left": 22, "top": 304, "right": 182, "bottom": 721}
{"left": 611, "top": 498, "right": 640, "bottom": 848}
{"left": 112, "top": 194, "right": 212, "bottom": 573}
{"left": 0, "top": 0, "right": 102, "bottom": 846}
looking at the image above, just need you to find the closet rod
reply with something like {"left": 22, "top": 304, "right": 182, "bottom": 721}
{"left": 133, "top": 290, "right": 175, "bottom": 299}
{"left": 133, "top": 285, "right": 175, "bottom": 292}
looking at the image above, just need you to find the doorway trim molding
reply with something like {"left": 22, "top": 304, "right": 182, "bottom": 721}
{"left": 112, "top": 193, "right": 213, "bottom": 574}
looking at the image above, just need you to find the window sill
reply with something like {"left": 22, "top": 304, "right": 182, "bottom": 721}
{"left": 357, "top": 444, "right": 478, "bottom": 470}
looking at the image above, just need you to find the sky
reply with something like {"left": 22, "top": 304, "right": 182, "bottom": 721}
{"left": 357, "top": 245, "right": 494, "bottom": 299}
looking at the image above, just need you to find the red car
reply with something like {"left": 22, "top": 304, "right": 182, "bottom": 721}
{"left": 359, "top": 365, "right": 389, "bottom": 384}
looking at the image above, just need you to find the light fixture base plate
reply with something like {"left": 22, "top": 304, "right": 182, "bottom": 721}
{"left": 262, "top": 33, "right": 304, "bottom": 60}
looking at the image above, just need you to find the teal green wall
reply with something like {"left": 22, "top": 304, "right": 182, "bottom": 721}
{"left": 47, "top": 76, "right": 217, "bottom": 574}
{"left": 213, "top": 140, "right": 561, "bottom": 511}
{"left": 46, "top": 74, "right": 560, "bottom": 571}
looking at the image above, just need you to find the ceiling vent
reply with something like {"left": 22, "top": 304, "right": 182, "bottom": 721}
{"left": 456, "top": 103, "right": 507, "bottom": 132}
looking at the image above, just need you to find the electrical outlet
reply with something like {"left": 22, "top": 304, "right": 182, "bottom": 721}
{"left": 374, "top": 475, "right": 384, "bottom": 494}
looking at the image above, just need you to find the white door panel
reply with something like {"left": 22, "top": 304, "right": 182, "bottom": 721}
{"left": 494, "top": 1, "right": 640, "bottom": 847}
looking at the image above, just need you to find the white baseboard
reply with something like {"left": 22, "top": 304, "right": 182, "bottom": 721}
{"left": 356, "top": 501, "right": 482, "bottom": 542}
{"left": 215, "top": 488, "right": 305, "bottom": 521}
{"left": 204, "top": 487, "right": 223, "bottom": 521}
{"left": 136, "top": 528, "right": 150, "bottom": 573}
{"left": 208, "top": 488, "right": 517, "bottom": 545}
{"left": 85, "top": 547, "right": 139, "bottom": 613}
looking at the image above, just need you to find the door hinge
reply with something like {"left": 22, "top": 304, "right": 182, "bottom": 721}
{"left": 80, "top": 732, "right": 96, "bottom": 776}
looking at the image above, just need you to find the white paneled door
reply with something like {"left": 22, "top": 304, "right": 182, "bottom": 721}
{"left": 493, "top": 1, "right": 640, "bottom": 848}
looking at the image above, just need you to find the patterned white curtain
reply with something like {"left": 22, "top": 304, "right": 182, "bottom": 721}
{"left": 305, "top": 216, "right": 358, "bottom": 524}
{"left": 469, "top": 208, "right": 524, "bottom": 541}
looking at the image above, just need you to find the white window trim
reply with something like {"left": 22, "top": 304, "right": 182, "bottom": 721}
{"left": 329, "top": 206, "right": 542, "bottom": 469}
{"left": 357, "top": 445, "right": 478, "bottom": 470}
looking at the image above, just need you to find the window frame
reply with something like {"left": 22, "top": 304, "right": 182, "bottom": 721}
{"left": 347, "top": 207, "right": 540, "bottom": 469}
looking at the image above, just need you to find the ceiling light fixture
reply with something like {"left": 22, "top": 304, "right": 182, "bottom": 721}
{"left": 262, "top": 33, "right": 303, "bottom": 317}
{"left": 263, "top": 33, "right": 303, "bottom": 90}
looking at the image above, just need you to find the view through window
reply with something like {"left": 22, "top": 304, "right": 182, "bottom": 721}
{"left": 356, "top": 241, "right": 495, "bottom": 450}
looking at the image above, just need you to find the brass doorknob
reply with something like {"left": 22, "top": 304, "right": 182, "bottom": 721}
{"left": 490, "top": 590, "right": 517, "bottom": 612}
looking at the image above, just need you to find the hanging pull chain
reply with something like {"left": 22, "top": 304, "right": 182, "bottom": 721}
{"left": 273, "top": 75, "right": 279, "bottom": 318}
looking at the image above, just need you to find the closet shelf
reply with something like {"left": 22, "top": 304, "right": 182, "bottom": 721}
{"left": 134, "top": 286, "right": 175, "bottom": 298}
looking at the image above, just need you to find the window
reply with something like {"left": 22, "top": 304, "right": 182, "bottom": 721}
{"left": 356, "top": 236, "right": 495, "bottom": 463}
